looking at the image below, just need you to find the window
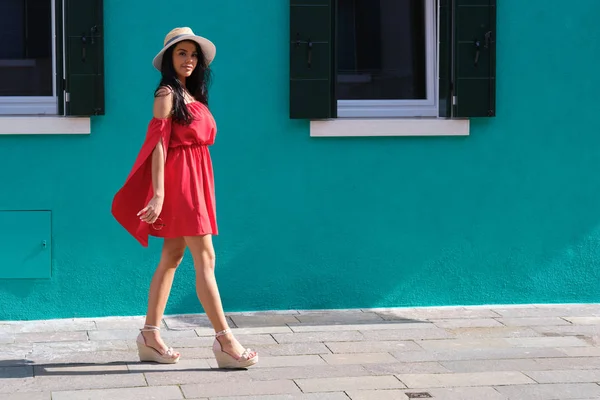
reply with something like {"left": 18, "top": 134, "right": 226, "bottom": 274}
{"left": 337, "top": 0, "right": 437, "bottom": 118}
{"left": 289, "top": 0, "right": 496, "bottom": 121}
{"left": 0, "top": 0, "right": 105, "bottom": 117}
{"left": 0, "top": 0, "right": 56, "bottom": 114}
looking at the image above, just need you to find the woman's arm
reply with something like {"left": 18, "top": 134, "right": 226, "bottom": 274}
{"left": 138, "top": 87, "right": 173, "bottom": 224}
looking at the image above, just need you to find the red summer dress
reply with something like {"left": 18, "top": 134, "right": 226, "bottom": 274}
{"left": 111, "top": 101, "right": 218, "bottom": 247}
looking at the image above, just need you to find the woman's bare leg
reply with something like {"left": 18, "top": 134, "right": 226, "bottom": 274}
{"left": 184, "top": 234, "right": 257, "bottom": 359}
{"left": 142, "top": 237, "right": 186, "bottom": 356}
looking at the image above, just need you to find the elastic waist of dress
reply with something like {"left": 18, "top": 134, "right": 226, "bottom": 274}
{"left": 168, "top": 143, "right": 208, "bottom": 149}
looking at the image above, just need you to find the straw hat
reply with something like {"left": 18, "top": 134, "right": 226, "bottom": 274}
{"left": 152, "top": 27, "right": 216, "bottom": 71}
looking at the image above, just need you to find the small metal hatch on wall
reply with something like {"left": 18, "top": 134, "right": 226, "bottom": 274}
{"left": 0, "top": 211, "right": 51, "bottom": 279}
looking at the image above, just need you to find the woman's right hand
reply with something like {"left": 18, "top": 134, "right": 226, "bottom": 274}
{"left": 138, "top": 195, "right": 164, "bottom": 224}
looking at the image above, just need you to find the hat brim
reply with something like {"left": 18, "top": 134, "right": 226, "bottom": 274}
{"left": 152, "top": 34, "right": 216, "bottom": 71}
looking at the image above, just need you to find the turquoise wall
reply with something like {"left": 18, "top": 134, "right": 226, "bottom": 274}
{"left": 1, "top": 0, "right": 600, "bottom": 320}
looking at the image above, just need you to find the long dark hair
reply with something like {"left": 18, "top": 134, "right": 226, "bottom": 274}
{"left": 154, "top": 40, "right": 213, "bottom": 125}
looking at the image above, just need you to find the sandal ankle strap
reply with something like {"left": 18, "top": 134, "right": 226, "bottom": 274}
{"left": 215, "top": 328, "right": 231, "bottom": 337}
{"left": 141, "top": 324, "right": 161, "bottom": 332}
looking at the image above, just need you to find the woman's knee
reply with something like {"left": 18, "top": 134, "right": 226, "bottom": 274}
{"left": 163, "top": 248, "right": 185, "bottom": 268}
{"left": 184, "top": 235, "right": 216, "bottom": 270}
{"left": 160, "top": 239, "right": 186, "bottom": 269}
{"left": 193, "top": 248, "right": 216, "bottom": 271}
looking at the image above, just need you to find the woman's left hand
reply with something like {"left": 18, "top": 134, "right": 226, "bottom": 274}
{"left": 138, "top": 195, "right": 164, "bottom": 224}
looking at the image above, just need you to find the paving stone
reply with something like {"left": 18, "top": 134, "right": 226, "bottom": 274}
{"left": 532, "top": 325, "right": 600, "bottom": 336}
{"left": 163, "top": 315, "right": 235, "bottom": 329}
{"left": 441, "top": 358, "right": 539, "bottom": 372}
{"left": 505, "top": 336, "right": 589, "bottom": 348}
{"left": 248, "top": 364, "right": 369, "bottom": 381}
{"left": 391, "top": 347, "right": 566, "bottom": 362}
{"left": 34, "top": 364, "right": 129, "bottom": 376}
{"left": 26, "top": 350, "right": 140, "bottom": 364}
{"left": 360, "top": 328, "right": 452, "bottom": 341}
{"left": 524, "top": 369, "right": 600, "bottom": 383}
{"left": 0, "top": 333, "right": 15, "bottom": 344}
{"left": 492, "top": 306, "right": 600, "bottom": 318}
{"left": 0, "top": 320, "right": 96, "bottom": 334}
{"left": 0, "top": 393, "right": 51, "bottom": 400}
{"left": 431, "top": 318, "right": 504, "bottom": 328}
{"left": 181, "top": 379, "right": 300, "bottom": 398}
{"left": 211, "top": 394, "right": 348, "bottom": 400}
{"left": 396, "top": 371, "right": 535, "bottom": 388}
{"left": 563, "top": 317, "right": 600, "bottom": 325}
{"left": 0, "top": 373, "right": 147, "bottom": 393}
{"left": 0, "top": 343, "right": 34, "bottom": 359}
{"left": 325, "top": 340, "right": 421, "bottom": 354}
{"left": 145, "top": 368, "right": 252, "bottom": 386}
{"left": 13, "top": 331, "right": 89, "bottom": 343}
{"left": 420, "top": 387, "right": 508, "bottom": 400}
{"left": 299, "top": 309, "right": 375, "bottom": 314}
{"left": 29, "top": 340, "right": 131, "bottom": 357}
{"left": 229, "top": 315, "right": 300, "bottom": 327}
{"left": 296, "top": 375, "right": 405, "bottom": 392}
{"left": 362, "top": 362, "right": 449, "bottom": 375}
{"left": 273, "top": 331, "right": 364, "bottom": 344}
{"left": 288, "top": 322, "right": 434, "bottom": 333}
{"left": 446, "top": 326, "right": 543, "bottom": 338}
{"left": 344, "top": 389, "right": 410, "bottom": 400}
{"left": 321, "top": 353, "right": 399, "bottom": 365}
{"left": 176, "top": 346, "right": 215, "bottom": 359}
{"left": 557, "top": 347, "right": 600, "bottom": 357}
{"left": 195, "top": 326, "right": 293, "bottom": 336}
{"left": 533, "top": 357, "right": 600, "bottom": 370}
{"left": 127, "top": 357, "right": 211, "bottom": 372}
{"left": 494, "top": 383, "right": 600, "bottom": 399}
{"left": 207, "top": 355, "right": 325, "bottom": 369}
{"left": 294, "top": 312, "right": 384, "bottom": 324}
{"left": 416, "top": 338, "right": 510, "bottom": 350}
{"left": 374, "top": 307, "right": 501, "bottom": 321}
{"left": 254, "top": 342, "right": 331, "bottom": 356}
{"left": 0, "top": 366, "right": 33, "bottom": 379}
{"left": 347, "top": 387, "right": 509, "bottom": 400}
{"left": 92, "top": 316, "right": 153, "bottom": 330}
{"left": 497, "top": 317, "right": 571, "bottom": 326}
{"left": 166, "top": 333, "right": 276, "bottom": 348}
{"left": 51, "top": 385, "right": 183, "bottom": 400}
{"left": 89, "top": 328, "right": 197, "bottom": 341}
{"left": 422, "top": 336, "right": 588, "bottom": 350}
{"left": 229, "top": 310, "right": 301, "bottom": 315}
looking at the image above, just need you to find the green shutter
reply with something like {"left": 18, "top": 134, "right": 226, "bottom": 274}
{"left": 451, "top": 0, "right": 496, "bottom": 117}
{"left": 64, "top": 0, "right": 105, "bottom": 116}
{"left": 438, "top": 0, "right": 451, "bottom": 118}
{"left": 289, "top": 0, "right": 336, "bottom": 119}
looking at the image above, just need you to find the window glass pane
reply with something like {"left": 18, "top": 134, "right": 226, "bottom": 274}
{"left": 0, "top": 0, "right": 53, "bottom": 97}
{"left": 337, "top": 0, "right": 426, "bottom": 100}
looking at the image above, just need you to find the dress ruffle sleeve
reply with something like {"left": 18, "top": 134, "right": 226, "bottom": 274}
{"left": 111, "top": 118, "right": 172, "bottom": 247}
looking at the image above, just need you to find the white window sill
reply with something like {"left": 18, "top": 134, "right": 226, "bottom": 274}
{"left": 310, "top": 118, "right": 470, "bottom": 137}
{"left": 0, "top": 116, "right": 91, "bottom": 135}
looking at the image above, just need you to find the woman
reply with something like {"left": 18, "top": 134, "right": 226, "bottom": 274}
{"left": 111, "top": 27, "right": 258, "bottom": 369}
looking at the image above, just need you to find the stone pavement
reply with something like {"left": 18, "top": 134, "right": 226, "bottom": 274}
{"left": 2, "top": 304, "right": 600, "bottom": 400}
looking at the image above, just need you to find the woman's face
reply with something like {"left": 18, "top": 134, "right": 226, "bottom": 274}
{"left": 172, "top": 41, "right": 199, "bottom": 80}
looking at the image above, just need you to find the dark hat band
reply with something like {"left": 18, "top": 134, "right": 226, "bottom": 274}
{"left": 164, "top": 33, "right": 193, "bottom": 48}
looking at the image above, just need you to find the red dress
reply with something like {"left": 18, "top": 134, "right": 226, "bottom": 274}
{"left": 111, "top": 101, "right": 218, "bottom": 247}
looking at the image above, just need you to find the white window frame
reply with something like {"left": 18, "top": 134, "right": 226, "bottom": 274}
{"left": 0, "top": 0, "right": 58, "bottom": 116}
{"left": 337, "top": 0, "right": 438, "bottom": 118}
